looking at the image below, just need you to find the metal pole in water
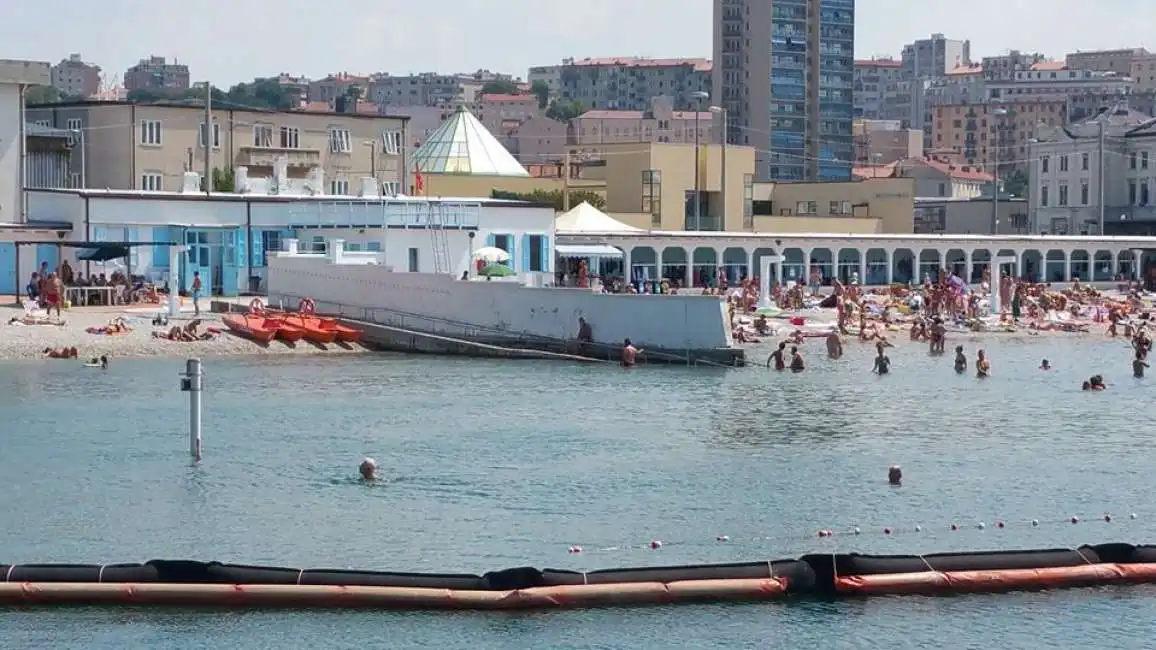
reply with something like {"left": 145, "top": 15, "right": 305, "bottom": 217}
{"left": 181, "top": 358, "right": 203, "bottom": 460}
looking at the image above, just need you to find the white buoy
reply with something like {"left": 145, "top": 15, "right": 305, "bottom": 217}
{"left": 181, "top": 358, "right": 203, "bottom": 460}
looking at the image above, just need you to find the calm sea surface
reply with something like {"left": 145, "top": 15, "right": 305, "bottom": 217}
{"left": 2, "top": 336, "right": 1155, "bottom": 649}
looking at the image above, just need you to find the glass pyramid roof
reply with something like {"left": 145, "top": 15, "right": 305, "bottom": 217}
{"left": 412, "top": 106, "right": 529, "bottom": 177}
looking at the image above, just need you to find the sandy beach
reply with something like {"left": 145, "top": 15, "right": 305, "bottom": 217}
{"left": 0, "top": 303, "right": 373, "bottom": 361}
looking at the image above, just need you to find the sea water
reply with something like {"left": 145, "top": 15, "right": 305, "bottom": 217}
{"left": 2, "top": 336, "right": 1156, "bottom": 649}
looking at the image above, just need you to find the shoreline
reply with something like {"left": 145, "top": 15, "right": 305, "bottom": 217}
{"left": 0, "top": 304, "right": 375, "bottom": 362}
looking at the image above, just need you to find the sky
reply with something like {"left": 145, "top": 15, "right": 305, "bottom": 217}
{"left": 4, "top": 0, "right": 1156, "bottom": 86}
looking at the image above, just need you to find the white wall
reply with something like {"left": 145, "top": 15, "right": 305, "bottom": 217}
{"left": 268, "top": 254, "right": 731, "bottom": 351}
{"left": 0, "top": 84, "right": 20, "bottom": 223}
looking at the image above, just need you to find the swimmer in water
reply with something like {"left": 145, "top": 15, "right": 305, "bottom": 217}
{"left": 1135, "top": 352, "right": 1150, "bottom": 378}
{"left": 1089, "top": 374, "right": 1106, "bottom": 390}
{"left": 622, "top": 338, "right": 642, "bottom": 367}
{"left": 100, "top": 354, "right": 108, "bottom": 369}
{"left": 888, "top": 465, "right": 902, "bottom": 485}
{"left": 975, "top": 349, "right": 990, "bottom": 378}
{"left": 767, "top": 341, "right": 787, "bottom": 370}
{"left": 359, "top": 457, "right": 378, "bottom": 480}
{"left": 1039, "top": 359, "right": 1051, "bottom": 370}
{"left": 789, "top": 345, "right": 805, "bottom": 372}
{"left": 953, "top": 345, "right": 967, "bottom": 373}
{"left": 872, "top": 342, "right": 891, "bottom": 375}
{"left": 825, "top": 328, "right": 843, "bottom": 359}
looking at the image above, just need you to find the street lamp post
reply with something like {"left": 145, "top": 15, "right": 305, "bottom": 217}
{"left": 991, "top": 107, "right": 1008, "bottom": 234}
{"left": 691, "top": 91, "right": 710, "bottom": 230}
{"left": 709, "top": 105, "right": 727, "bottom": 230}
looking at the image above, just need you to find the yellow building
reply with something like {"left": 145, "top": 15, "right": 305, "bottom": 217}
{"left": 414, "top": 111, "right": 915, "bottom": 234}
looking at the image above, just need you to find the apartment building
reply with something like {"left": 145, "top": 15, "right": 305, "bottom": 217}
{"left": 853, "top": 58, "right": 903, "bottom": 120}
{"left": 23, "top": 101, "right": 408, "bottom": 195}
{"left": 1129, "top": 54, "right": 1156, "bottom": 92}
{"left": 546, "top": 57, "right": 711, "bottom": 112}
{"left": 570, "top": 95, "right": 714, "bottom": 155}
{"left": 988, "top": 62, "right": 1134, "bottom": 102}
{"left": 713, "top": 0, "right": 855, "bottom": 182}
{"left": 980, "top": 51, "right": 1047, "bottom": 82}
{"left": 50, "top": 54, "right": 101, "bottom": 98}
{"left": 931, "top": 99, "right": 1067, "bottom": 173}
{"left": 123, "top": 56, "right": 190, "bottom": 91}
{"left": 307, "top": 73, "right": 368, "bottom": 105}
{"left": 368, "top": 73, "right": 482, "bottom": 108}
{"left": 912, "top": 65, "right": 986, "bottom": 149}
{"left": 1065, "top": 48, "right": 1148, "bottom": 76}
{"left": 527, "top": 65, "right": 562, "bottom": 96}
{"left": 1028, "top": 106, "right": 1156, "bottom": 235}
{"left": 901, "top": 33, "right": 971, "bottom": 79}
{"left": 474, "top": 94, "right": 539, "bottom": 133}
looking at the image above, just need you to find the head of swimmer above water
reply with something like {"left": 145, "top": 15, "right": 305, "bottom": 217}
{"left": 359, "top": 457, "right": 377, "bottom": 480}
{"left": 888, "top": 465, "right": 902, "bottom": 485}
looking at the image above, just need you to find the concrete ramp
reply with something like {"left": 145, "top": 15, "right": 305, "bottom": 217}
{"left": 345, "top": 319, "right": 607, "bottom": 363}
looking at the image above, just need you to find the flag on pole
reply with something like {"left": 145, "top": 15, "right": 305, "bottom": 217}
{"left": 414, "top": 163, "right": 424, "bottom": 194}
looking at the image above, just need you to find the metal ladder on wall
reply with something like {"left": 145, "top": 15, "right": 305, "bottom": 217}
{"left": 427, "top": 202, "right": 451, "bottom": 274}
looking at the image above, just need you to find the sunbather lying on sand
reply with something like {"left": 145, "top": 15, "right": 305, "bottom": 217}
{"left": 43, "top": 346, "right": 78, "bottom": 359}
{"left": 154, "top": 319, "right": 215, "bottom": 342}
{"left": 86, "top": 318, "right": 131, "bottom": 335}
{"left": 10, "top": 315, "right": 64, "bottom": 326}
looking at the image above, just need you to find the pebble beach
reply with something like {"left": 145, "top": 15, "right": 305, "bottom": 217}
{"left": 0, "top": 303, "right": 373, "bottom": 361}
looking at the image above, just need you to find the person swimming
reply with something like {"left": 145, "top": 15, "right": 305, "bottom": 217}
{"left": 953, "top": 345, "right": 967, "bottom": 373}
{"left": 359, "top": 457, "right": 378, "bottom": 480}
{"left": 888, "top": 465, "right": 902, "bottom": 486}
{"left": 1039, "top": 359, "right": 1051, "bottom": 370}
{"left": 788, "top": 345, "right": 805, "bottom": 372}
{"left": 872, "top": 343, "right": 891, "bottom": 375}
{"left": 1134, "top": 353, "right": 1149, "bottom": 378}
{"left": 975, "top": 349, "right": 990, "bottom": 378}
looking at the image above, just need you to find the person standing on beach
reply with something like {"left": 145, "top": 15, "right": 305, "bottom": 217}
{"left": 191, "top": 271, "right": 203, "bottom": 316}
{"left": 44, "top": 272, "right": 63, "bottom": 318}
{"left": 767, "top": 342, "right": 787, "bottom": 370}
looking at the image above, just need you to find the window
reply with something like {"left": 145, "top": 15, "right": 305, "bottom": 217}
{"left": 253, "top": 124, "right": 273, "bottom": 147}
{"left": 1081, "top": 153, "right": 1089, "bottom": 171}
{"left": 346, "top": 242, "right": 362, "bottom": 252}
{"left": 311, "top": 235, "right": 326, "bottom": 253}
{"left": 1143, "top": 181, "right": 1151, "bottom": 205}
{"left": 380, "top": 130, "right": 402, "bottom": 155}
{"left": 937, "top": 182, "right": 946, "bottom": 196}
{"left": 139, "top": 119, "right": 162, "bottom": 146}
{"left": 1040, "top": 184, "right": 1049, "bottom": 207}
{"left": 261, "top": 231, "right": 282, "bottom": 266}
{"left": 1058, "top": 182, "right": 1068, "bottom": 206}
{"left": 329, "top": 179, "right": 350, "bottom": 195}
{"left": 528, "top": 234, "right": 545, "bottom": 272}
{"left": 407, "top": 247, "right": 419, "bottom": 272}
{"left": 329, "top": 128, "right": 351, "bottom": 153}
{"left": 641, "top": 169, "right": 662, "bottom": 226}
{"left": 1129, "top": 180, "right": 1137, "bottom": 204}
{"left": 366, "top": 241, "right": 382, "bottom": 252}
{"left": 381, "top": 181, "right": 400, "bottom": 195}
{"left": 34, "top": 119, "right": 49, "bottom": 127}
{"left": 796, "top": 201, "right": 818, "bottom": 215}
{"left": 1130, "top": 152, "right": 1137, "bottom": 169}
{"left": 1144, "top": 151, "right": 1150, "bottom": 170}
{"left": 198, "top": 122, "right": 221, "bottom": 148}
{"left": 1080, "top": 180, "right": 1089, "bottom": 205}
{"left": 1059, "top": 155, "right": 1068, "bottom": 172}
{"left": 1041, "top": 156, "right": 1049, "bottom": 173}
{"left": 65, "top": 118, "right": 82, "bottom": 144}
{"left": 140, "top": 172, "right": 163, "bottom": 191}
{"left": 70, "top": 172, "right": 81, "bottom": 188}
{"left": 279, "top": 126, "right": 300, "bottom": 149}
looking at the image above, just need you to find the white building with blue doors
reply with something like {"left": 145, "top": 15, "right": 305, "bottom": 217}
{"left": 24, "top": 187, "right": 555, "bottom": 295}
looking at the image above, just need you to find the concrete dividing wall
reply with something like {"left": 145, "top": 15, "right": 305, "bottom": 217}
{"left": 268, "top": 255, "right": 732, "bottom": 351}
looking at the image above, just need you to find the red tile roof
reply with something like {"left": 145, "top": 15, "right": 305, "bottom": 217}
{"left": 1030, "top": 61, "right": 1067, "bottom": 71}
{"left": 948, "top": 64, "right": 984, "bottom": 76}
{"left": 854, "top": 59, "right": 902, "bottom": 68}
{"left": 909, "top": 157, "right": 994, "bottom": 182}
{"left": 570, "top": 57, "right": 712, "bottom": 72}
{"left": 852, "top": 162, "right": 898, "bottom": 179}
{"left": 479, "top": 93, "right": 535, "bottom": 102}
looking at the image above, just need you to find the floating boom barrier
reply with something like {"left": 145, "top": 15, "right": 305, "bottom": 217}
{"left": 5, "top": 543, "right": 1156, "bottom": 610}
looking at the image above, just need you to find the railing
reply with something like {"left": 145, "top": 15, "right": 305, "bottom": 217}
{"left": 289, "top": 200, "right": 482, "bottom": 229}
{"left": 266, "top": 292, "right": 737, "bottom": 367}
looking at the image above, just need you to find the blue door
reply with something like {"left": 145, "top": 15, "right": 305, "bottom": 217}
{"left": 36, "top": 244, "right": 59, "bottom": 274}
{"left": 0, "top": 243, "right": 16, "bottom": 295}
{"left": 183, "top": 230, "right": 212, "bottom": 293}
{"left": 220, "top": 229, "right": 239, "bottom": 296}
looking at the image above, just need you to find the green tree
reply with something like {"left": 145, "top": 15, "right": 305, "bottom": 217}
{"left": 211, "top": 167, "right": 236, "bottom": 192}
{"left": 25, "top": 86, "right": 62, "bottom": 104}
{"left": 530, "top": 80, "right": 550, "bottom": 109}
{"left": 1002, "top": 168, "right": 1028, "bottom": 197}
{"left": 545, "top": 99, "right": 585, "bottom": 122}
{"left": 491, "top": 188, "right": 605, "bottom": 211}
{"left": 481, "top": 79, "right": 520, "bottom": 96}
{"left": 224, "top": 77, "right": 300, "bottom": 110}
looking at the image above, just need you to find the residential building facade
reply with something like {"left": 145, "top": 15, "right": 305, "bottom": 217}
{"left": 23, "top": 101, "right": 408, "bottom": 195}
{"left": 24, "top": 123, "right": 73, "bottom": 189}
{"left": 713, "top": 0, "right": 854, "bottom": 182}
{"left": 853, "top": 58, "right": 903, "bottom": 120}
{"left": 123, "top": 56, "right": 190, "bottom": 91}
{"left": 545, "top": 57, "right": 711, "bottom": 112}
{"left": 1028, "top": 107, "right": 1156, "bottom": 235}
{"left": 570, "top": 95, "right": 714, "bottom": 152}
{"left": 368, "top": 73, "right": 481, "bottom": 108}
{"left": 1065, "top": 48, "right": 1149, "bottom": 76}
{"left": 505, "top": 116, "right": 570, "bottom": 164}
{"left": 474, "top": 93, "right": 540, "bottom": 137}
{"left": 853, "top": 120, "right": 922, "bottom": 164}
{"left": 987, "top": 62, "right": 1134, "bottom": 102}
{"left": 307, "top": 73, "right": 368, "bottom": 105}
{"left": 931, "top": 99, "right": 1068, "bottom": 172}
{"left": 980, "top": 51, "right": 1048, "bottom": 82}
{"left": 854, "top": 156, "right": 993, "bottom": 198}
{"left": 50, "top": 54, "right": 101, "bottom": 98}
{"left": 901, "top": 33, "right": 971, "bottom": 79}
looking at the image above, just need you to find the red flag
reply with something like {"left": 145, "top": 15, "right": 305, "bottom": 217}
{"left": 414, "top": 164, "right": 424, "bottom": 194}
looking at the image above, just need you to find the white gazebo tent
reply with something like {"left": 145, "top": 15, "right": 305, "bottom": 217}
{"left": 554, "top": 202, "right": 640, "bottom": 286}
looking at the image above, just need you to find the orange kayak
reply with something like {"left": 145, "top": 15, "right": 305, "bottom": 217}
{"left": 295, "top": 315, "right": 362, "bottom": 343}
{"left": 275, "top": 320, "right": 307, "bottom": 342}
{"left": 223, "top": 314, "right": 278, "bottom": 343}
{"left": 276, "top": 314, "right": 337, "bottom": 344}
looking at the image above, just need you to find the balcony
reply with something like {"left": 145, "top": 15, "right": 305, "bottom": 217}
{"left": 237, "top": 146, "right": 322, "bottom": 168}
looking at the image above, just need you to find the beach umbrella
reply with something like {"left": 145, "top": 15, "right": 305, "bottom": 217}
{"left": 478, "top": 264, "right": 516, "bottom": 278}
{"left": 472, "top": 246, "right": 510, "bottom": 263}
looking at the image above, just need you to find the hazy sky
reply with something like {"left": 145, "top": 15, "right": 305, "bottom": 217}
{"left": 5, "top": 0, "right": 1156, "bottom": 85}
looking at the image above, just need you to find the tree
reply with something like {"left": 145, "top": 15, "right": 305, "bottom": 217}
{"left": 211, "top": 167, "right": 236, "bottom": 192}
{"left": 491, "top": 188, "right": 605, "bottom": 211}
{"left": 1002, "top": 168, "right": 1028, "bottom": 198}
{"left": 545, "top": 99, "right": 585, "bottom": 122}
{"left": 481, "top": 79, "right": 520, "bottom": 96}
{"left": 530, "top": 80, "right": 550, "bottom": 109}
{"left": 24, "top": 86, "right": 84, "bottom": 105}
